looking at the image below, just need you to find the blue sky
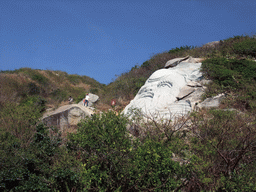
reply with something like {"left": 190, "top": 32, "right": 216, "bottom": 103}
{"left": 1, "top": 0, "right": 255, "bottom": 84}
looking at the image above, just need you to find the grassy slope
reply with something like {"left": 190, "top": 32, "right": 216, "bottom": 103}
{"left": 105, "top": 34, "right": 256, "bottom": 113}
{"left": 1, "top": 34, "right": 256, "bottom": 191}
{"left": 1, "top": 34, "right": 255, "bottom": 113}
{"left": 0, "top": 68, "right": 105, "bottom": 109}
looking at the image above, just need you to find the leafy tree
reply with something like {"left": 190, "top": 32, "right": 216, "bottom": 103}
{"left": 68, "top": 111, "right": 188, "bottom": 191}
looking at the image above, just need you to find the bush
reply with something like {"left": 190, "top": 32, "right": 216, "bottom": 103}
{"left": 0, "top": 123, "right": 82, "bottom": 191}
{"left": 233, "top": 38, "right": 256, "bottom": 57}
{"left": 188, "top": 110, "right": 256, "bottom": 191}
{"left": 67, "top": 74, "right": 81, "bottom": 85}
{"left": 168, "top": 45, "right": 194, "bottom": 55}
{"left": 201, "top": 58, "right": 256, "bottom": 111}
{"left": 27, "top": 82, "right": 41, "bottom": 95}
{"left": 68, "top": 111, "right": 188, "bottom": 191}
{"left": 50, "top": 88, "right": 68, "bottom": 102}
{"left": 68, "top": 111, "right": 133, "bottom": 191}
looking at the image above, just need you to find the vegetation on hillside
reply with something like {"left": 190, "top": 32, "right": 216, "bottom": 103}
{"left": 1, "top": 34, "right": 256, "bottom": 191}
{"left": 0, "top": 68, "right": 105, "bottom": 110}
{"left": 105, "top": 34, "right": 256, "bottom": 112}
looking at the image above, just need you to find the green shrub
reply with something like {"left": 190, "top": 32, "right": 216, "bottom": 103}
{"left": 50, "top": 88, "right": 68, "bottom": 102}
{"left": 31, "top": 73, "right": 48, "bottom": 85}
{"left": 188, "top": 110, "right": 256, "bottom": 191}
{"left": 0, "top": 102, "right": 41, "bottom": 144}
{"left": 233, "top": 38, "right": 256, "bottom": 57}
{"left": 202, "top": 58, "right": 256, "bottom": 111}
{"left": 27, "top": 82, "right": 41, "bottom": 95}
{"left": 68, "top": 111, "right": 132, "bottom": 191}
{"left": 20, "top": 95, "right": 46, "bottom": 113}
{"left": 90, "top": 88, "right": 98, "bottom": 94}
{"left": 0, "top": 122, "right": 82, "bottom": 191}
{"left": 131, "top": 139, "right": 186, "bottom": 191}
{"left": 141, "top": 60, "right": 150, "bottom": 68}
{"left": 68, "top": 111, "right": 188, "bottom": 191}
{"left": 67, "top": 74, "right": 81, "bottom": 85}
{"left": 168, "top": 45, "right": 194, "bottom": 54}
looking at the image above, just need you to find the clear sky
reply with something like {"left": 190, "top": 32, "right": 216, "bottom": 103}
{"left": 1, "top": 0, "right": 255, "bottom": 84}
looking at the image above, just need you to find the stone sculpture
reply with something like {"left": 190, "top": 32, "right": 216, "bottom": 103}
{"left": 123, "top": 59, "right": 203, "bottom": 120}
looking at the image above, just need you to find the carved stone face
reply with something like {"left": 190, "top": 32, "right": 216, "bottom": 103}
{"left": 123, "top": 62, "right": 202, "bottom": 119}
{"left": 134, "top": 69, "right": 186, "bottom": 112}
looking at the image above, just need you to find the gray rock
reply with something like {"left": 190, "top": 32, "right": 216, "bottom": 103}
{"left": 183, "top": 56, "right": 204, "bottom": 64}
{"left": 184, "top": 87, "right": 205, "bottom": 110}
{"left": 177, "top": 86, "right": 195, "bottom": 100}
{"left": 42, "top": 104, "right": 94, "bottom": 132}
{"left": 88, "top": 93, "right": 99, "bottom": 103}
{"left": 197, "top": 93, "right": 225, "bottom": 109}
{"left": 187, "top": 81, "right": 202, "bottom": 87}
{"left": 203, "top": 41, "right": 220, "bottom": 47}
{"left": 200, "top": 79, "right": 212, "bottom": 85}
{"left": 78, "top": 93, "right": 99, "bottom": 107}
{"left": 164, "top": 55, "right": 190, "bottom": 68}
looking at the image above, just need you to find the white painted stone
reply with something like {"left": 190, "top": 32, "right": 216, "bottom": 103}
{"left": 123, "top": 62, "right": 203, "bottom": 120}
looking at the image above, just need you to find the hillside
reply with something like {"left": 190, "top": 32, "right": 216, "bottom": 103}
{"left": 1, "top": 34, "right": 256, "bottom": 191}
{"left": 1, "top": 34, "right": 256, "bottom": 113}
{"left": 105, "top": 34, "right": 256, "bottom": 113}
{"left": 0, "top": 68, "right": 105, "bottom": 110}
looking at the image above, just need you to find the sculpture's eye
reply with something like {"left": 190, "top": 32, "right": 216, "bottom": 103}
{"left": 157, "top": 81, "right": 172, "bottom": 88}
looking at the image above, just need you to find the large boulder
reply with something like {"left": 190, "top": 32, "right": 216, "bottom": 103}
{"left": 123, "top": 57, "right": 204, "bottom": 120}
{"left": 123, "top": 56, "right": 222, "bottom": 121}
{"left": 78, "top": 93, "right": 99, "bottom": 107}
{"left": 42, "top": 104, "right": 94, "bottom": 132}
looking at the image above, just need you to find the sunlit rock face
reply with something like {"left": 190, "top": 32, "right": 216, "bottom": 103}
{"left": 42, "top": 104, "right": 94, "bottom": 132}
{"left": 123, "top": 61, "right": 203, "bottom": 120}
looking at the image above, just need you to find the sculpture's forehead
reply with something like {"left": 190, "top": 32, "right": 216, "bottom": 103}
{"left": 146, "top": 63, "right": 202, "bottom": 83}
{"left": 147, "top": 69, "right": 176, "bottom": 80}
{"left": 147, "top": 69, "right": 183, "bottom": 84}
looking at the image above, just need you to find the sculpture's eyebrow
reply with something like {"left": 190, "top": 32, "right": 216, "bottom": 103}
{"left": 157, "top": 81, "right": 173, "bottom": 88}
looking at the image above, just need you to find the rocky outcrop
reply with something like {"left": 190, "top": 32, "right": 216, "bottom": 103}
{"left": 164, "top": 55, "right": 189, "bottom": 68}
{"left": 78, "top": 93, "right": 99, "bottom": 107}
{"left": 42, "top": 104, "right": 94, "bottom": 132}
{"left": 123, "top": 56, "right": 223, "bottom": 121}
{"left": 197, "top": 93, "right": 225, "bottom": 109}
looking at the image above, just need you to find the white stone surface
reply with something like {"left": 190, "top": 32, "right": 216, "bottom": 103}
{"left": 123, "top": 61, "right": 203, "bottom": 120}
